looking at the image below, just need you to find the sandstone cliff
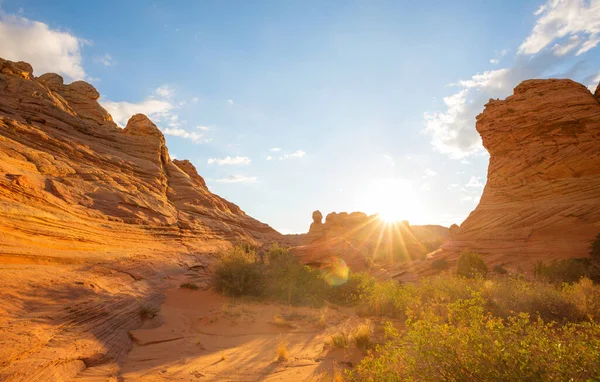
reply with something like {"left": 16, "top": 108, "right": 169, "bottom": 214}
{"left": 0, "top": 58, "right": 280, "bottom": 381}
{"left": 442, "top": 79, "right": 600, "bottom": 270}
{"left": 291, "top": 210, "right": 448, "bottom": 279}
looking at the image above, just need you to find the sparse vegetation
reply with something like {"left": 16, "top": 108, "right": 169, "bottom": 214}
{"left": 330, "top": 331, "right": 349, "bottom": 348}
{"left": 430, "top": 257, "right": 449, "bottom": 271}
{"left": 534, "top": 258, "right": 587, "bottom": 283}
{"left": 352, "top": 321, "right": 373, "bottom": 351}
{"left": 456, "top": 250, "right": 488, "bottom": 278}
{"left": 271, "top": 313, "right": 295, "bottom": 328}
{"left": 213, "top": 245, "right": 600, "bottom": 380}
{"left": 180, "top": 282, "right": 199, "bottom": 290}
{"left": 492, "top": 263, "right": 508, "bottom": 274}
{"left": 213, "top": 244, "right": 372, "bottom": 306}
{"left": 139, "top": 305, "right": 158, "bottom": 320}
{"left": 276, "top": 336, "right": 289, "bottom": 362}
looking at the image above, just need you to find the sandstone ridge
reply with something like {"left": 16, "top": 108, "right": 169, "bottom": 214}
{"left": 0, "top": 57, "right": 280, "bottom": 381}
{"left": 441, "top": 78, "right": 600, "bottom": 270}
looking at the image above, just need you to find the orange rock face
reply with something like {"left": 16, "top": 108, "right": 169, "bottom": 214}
{"left": 0, "top": 58, "right": 280, "bottom": 381}
{"left": 291, "top": 210, "right": 448, "bottom": 280}
{"left": 0, "top": 57, "right": 279, "bottom": 260}
{"left": 443, "top": 79, "right": 600, "bottom": 269}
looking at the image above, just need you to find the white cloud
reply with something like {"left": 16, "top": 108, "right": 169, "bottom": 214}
{"left": 519, "top": 0, "right": 600, "bottom": 56}
{"left": 490, "top": 59, "right": 499, "bottom": 64}
{"left": 215, "top": 175, "right": 257, "bottom": 183}
{"left": 270, "top": 147, "right": 281, "bottom": 152}
{"left": 163, "top": 127, "right": 205, "bottom": 143}
{"left": 155, "top": 85, "right": 174, "bottom": 99}
{"left": 227, "top": 99, "right": 234, "bottom": 104}
{"left": 466, "top": 176, "right": 485, "bottom": 188}
{"left": 197, "top": 125, "right": 210, "bottom": 131}
{"left": 101, "top": 98, "right": 173, "bottom": 126}
{"left": 424, "top": 0, "right": 600, "bottom": 158}
{"left": 94, "top": 53, "right": 115, "bottom": 67}
{"left": 551, "top": 35, "right": 581, "bottom": 56}
{"left": 266, "top": 155, "right": 273, "bottom": 161}
{"left": 191, "top": 97, "right": 199, "bottom": 104}
{"left": 207, "top": 156, "right": 251, "bottom": 165}
{"left": 279, "top": 150, "right": 306, "bottom": 160}
{"left": 0, "top": 14, "right": 86, "bottom": 80}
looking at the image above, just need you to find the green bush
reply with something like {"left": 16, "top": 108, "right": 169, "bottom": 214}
{"left": 533, "top": 258, "right": 587, "bottom": 284}
{"left": 214, "top": 246, "right": 265, "bottom": 297}
{"left": 348, "top": 302, "right": 600, "bottom": 382}
{"left": 590, "top": 233, "right": 600, "bottom": 260}
{"left": 492, "top": 264, "right": 508, "bottom": 275}
{"left": 456, "top": 250, "right": 488, "bottom": 278}
{"left": 329, "top": 271, "right": 376, "bottom": 306}
{"left": 430, "top": 258, "right": 449, "bottom": 271}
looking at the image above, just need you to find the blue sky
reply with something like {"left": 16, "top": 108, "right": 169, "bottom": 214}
{"left": 0, "top": 0, "right": 599, "bottom": 233}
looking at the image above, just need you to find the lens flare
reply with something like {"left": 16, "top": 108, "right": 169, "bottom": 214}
{"left": 321, "top": 257, "right": 349, "bottom": 286}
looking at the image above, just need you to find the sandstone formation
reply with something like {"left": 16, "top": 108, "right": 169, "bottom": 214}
{"left": 0, "top": 58, "right": 281, "bottom": 381}
{"left": 291, "top": 210, "right": 449, "bottom": 280}
{"left": 441, "top": 79, "right": 600, "bottom": 270}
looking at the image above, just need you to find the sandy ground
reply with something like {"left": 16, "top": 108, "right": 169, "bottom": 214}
{"left": 107, "top": 275, "right": 372, "bottom": 381}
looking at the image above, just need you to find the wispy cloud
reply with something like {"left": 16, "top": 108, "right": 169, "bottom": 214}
{"left": 94, "top": 53, "right": 115, "bottom": 67}
{"left": 279, "top": 150, "right": 306, "bottom": 160}
{"left": 163, "top": 127, "right": 205, "bottom": 143}
{"left": 101, "top": 85, "right": 211, "bottom": 143}
{"left": 207, "top": 156, "right": 251, "bottom": 165}
{"left": 197, "top": 125, "right": 210, "bottom": 131}
{"left": 265, "top": 155, "right": 273, "bottom": 161}
{"left": 227, "top": 99, "right": 234, "bottom": 105}
{"left": 0, "top": 14, "right": 86, "bottom": 80}
{"left": 154, "top": 85, "right": 175, "bottom": 99}
{"left": 270, "top": 147, "right": 281, "bottom": 152}
{"left": 519, "top": 0, "right": 600, "bottom": 56}
{"left": 424, "top": 0, "right": 600, "bottom": 158}
{"left": 102, "top": 98, "right": 173, "bottom": 126}
{"left": 215, "top": 175, "right": 257, "bottom": 183}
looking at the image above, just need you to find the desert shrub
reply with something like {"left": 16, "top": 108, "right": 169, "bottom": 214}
{"left": 590, "top": 233, "right": 600, "bottom": 260}
{"left": 492, "top": 264, "right": 508, "bottom": 275}
{"left": 456, "top": 250, "right": 488, "bottom": 278}
{"left": 352, "top": 321, "right": 374, "bottom": 351}
{"left": 330, "top": 331, "right": 349, "bottom": 348}
{"left": 180, "top": 282, "right": 199, "bottom": 290}
{"left": 430, "top": 258, "right": 448, "bottom": 271}
{"left": 264, "top": 245, "right": 329, "bottom": 305}
{"left": 214, "top": 246, "right": 265, "bottom": 297}
{"left": 139, "top": 305, "right": 158, "bottom": 320}
{"left": 533, "top": 258, "right": 587, "bottom": 283}
{"left": 348, "top": 300, "right": 600, "bottom": 382}
{"left": 483, "top": 276, "right": 585, "bottom": 322}
{"left": 329, "top": 271, "right": 376, "bottom": 306}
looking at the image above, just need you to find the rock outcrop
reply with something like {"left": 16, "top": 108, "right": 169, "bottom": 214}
{"left": 291, "top": 210, "right": 449, "bottom": 279}
{"left": 442, "top": 79, "right": 600, "bottom": 270}
{"left": 0, "top": 58, "right": 280, "bottom": 381}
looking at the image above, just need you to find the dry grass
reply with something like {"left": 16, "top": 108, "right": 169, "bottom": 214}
{"left": 271, "top": 313, "right": 295, "bottom": 328}
{"left": 276, "top": 336, "right": 289, "bottom": 362}
{"left": 352, "top": 320, "right": 373, "bottom": 351}
{"left": 180, "top": 282, "right": 199, "bottom": 290}
{"left": 315, "top": 308, "right": 327, "bottom": 329}
{"left": 330, "top": 330, "right": 349, "bottom": 348}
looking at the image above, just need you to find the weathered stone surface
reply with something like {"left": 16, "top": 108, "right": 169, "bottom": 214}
{"left": 0, "top": 57, "right": 281, "bottom": 381}
{"left": 442, "top": 79, "right": 600, "bottom": 270}
{"left": 291, "top": 210, "right": 448, "bottom": 279}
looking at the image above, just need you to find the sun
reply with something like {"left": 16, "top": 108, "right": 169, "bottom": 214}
{"left": 355, "top": 178, "right": 421, "bottom": 223}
